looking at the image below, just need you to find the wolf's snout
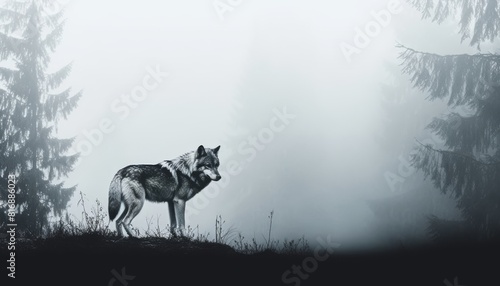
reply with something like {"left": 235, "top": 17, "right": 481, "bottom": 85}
{"left": 203, "top": 169, "right": 221, "bottom": 181}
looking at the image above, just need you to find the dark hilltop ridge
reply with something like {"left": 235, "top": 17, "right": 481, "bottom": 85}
{"left": 1, "top": 233, "right": 499, "bottom": 286}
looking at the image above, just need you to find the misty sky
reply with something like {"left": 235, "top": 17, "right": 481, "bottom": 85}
{"left": 45, "top": 0, "right": 498, "bottom": 249}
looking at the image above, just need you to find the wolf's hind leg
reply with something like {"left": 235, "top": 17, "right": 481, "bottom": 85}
{"left": 122, "top": 199, "right": 144, "bottom": 237}
{"left": 121, "top": 179, "right": 145, "bottom": 237}
{"left": 115, "top": 204, "right": 129, "bottom": 237}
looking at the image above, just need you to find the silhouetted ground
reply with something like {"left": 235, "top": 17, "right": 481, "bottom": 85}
{"left": 1, "top": 235, "right": 499, "bottom": 285}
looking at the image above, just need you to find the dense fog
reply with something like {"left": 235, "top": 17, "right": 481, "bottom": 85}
{"left": 38, "top": 0, "right": 498, "bottom": 249}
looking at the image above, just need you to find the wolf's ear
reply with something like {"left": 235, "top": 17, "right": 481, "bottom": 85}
{"left": 196, "top": 145, "right": 206, "bottom": 158}
{"left": 213, "top": 145, "right": 220, "bottom": 156}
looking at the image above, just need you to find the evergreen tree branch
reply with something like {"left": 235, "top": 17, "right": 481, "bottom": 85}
{"left": 397, "top": 43, "right": 500, "bottom": 63}
{"left": 0, "top": 7, "right": 26, "bottom": 33}
{"left": 0, "top": 66, "right": 17, "bottom": 82}
{"left": 46, "top": 62, "right": 72, "bottom": 89}
{"left": 42, "top": 20, "right": 64, "bottom": 52}
{"left": 0, "top": 32, "right": 24, "bottom": 59}
{"left": 407, "top": 0, "right": 500, "bottom": 48}
{"left": 44, "top": 89, "right": 81, "bottom": 122}
{"left": 415, "top": 138, "right": 500, "bottom": 166}
{"left": 428, "top": 112, "right": 499, "bottom": 154}
{"left": 397, "top": 44, "right": 500, "bottom": 106}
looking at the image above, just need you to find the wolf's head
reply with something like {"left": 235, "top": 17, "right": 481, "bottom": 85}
{"left": 194, "top": 145, "right": 221, "bottom": 181}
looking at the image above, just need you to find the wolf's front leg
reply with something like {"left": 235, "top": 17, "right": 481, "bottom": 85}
{"left": 173, "top": 198, "right": 186, "bottom": 235}
{"left": 168, "top": 201, "right": 177, "bottom": 232}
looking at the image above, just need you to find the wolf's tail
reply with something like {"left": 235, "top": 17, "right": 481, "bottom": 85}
{"left": 108, "top": 174, "right": 122, "bottom": 221}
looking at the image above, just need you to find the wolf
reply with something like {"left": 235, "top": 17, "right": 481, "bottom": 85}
{"left": 108, "top": 145, "right": 221, "bottom": 237}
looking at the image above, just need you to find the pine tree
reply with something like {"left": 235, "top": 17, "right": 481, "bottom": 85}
{"left": 399, "top": 0, "right": 500, "bottom": 241}
{"left": 0, "top": 0, "right": 81, "bottom": 236}
{"left": 368, "top": 63, "right": 460, "bottom": 246}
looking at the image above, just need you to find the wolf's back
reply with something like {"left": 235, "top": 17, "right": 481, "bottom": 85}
{"left": 108, "top": 173, "right": 123, "bottom": 221}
